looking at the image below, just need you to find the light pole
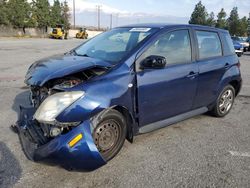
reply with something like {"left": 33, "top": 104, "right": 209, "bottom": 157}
{"left": 73, "top": 0, "right": 75, "bottom": 28}
{"left": 110, "top": 14, "right": 113, "bottom": 29}
{"left": 96, "top": 5, "right": 102, "bottom": 30}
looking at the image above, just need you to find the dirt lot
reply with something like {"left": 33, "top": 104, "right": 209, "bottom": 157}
{"left": 0, "top": 38, "right": 250, "bottom": 188}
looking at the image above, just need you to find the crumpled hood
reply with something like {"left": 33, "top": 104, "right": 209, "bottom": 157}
{"left": 25, "top": 54, "right": 112, "bottom": 86}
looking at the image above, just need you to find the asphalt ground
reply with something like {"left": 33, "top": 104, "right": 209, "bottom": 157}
{"left": 0, "top": 38, "right": 249, "bottom": 188}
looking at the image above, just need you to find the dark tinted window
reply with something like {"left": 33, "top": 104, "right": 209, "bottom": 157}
{"left": 222, "top": 33, "right": 235, "bottom": 56}
{"left": 141, "top": 30, "right": 192, "bottom": 65}
{"left": 196, "top": 31, "right": 222, "bottom": 59}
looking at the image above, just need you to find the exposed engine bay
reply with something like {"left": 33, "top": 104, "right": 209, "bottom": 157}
{"left": 27, "top": 67, "right": 107, "bottom": 142}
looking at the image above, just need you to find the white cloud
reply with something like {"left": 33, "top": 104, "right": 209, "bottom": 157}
{"left": 67, "top": 0, "right": 128, "bottom": 14}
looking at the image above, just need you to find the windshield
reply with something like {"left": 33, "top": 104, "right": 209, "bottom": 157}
{"left": 74, "top": 27, "right": 158, "bottom": 64}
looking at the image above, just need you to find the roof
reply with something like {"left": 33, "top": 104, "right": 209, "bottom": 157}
{"left": 118, "top": 23, "right": 228, "bottom": 33}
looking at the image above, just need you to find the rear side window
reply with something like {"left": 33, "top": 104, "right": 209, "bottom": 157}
{"left": 222, "top": 33, "right": 235, "bottom": 56}
{"left": 196, "top": 31, "right": 222, "bottom": 59}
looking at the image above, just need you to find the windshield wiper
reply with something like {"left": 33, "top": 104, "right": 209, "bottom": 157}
{"left": 77, "top": 53, "right": 89, "bottom": 57}
{"left": 70, "top": 49, "right": 89, "bottom": 57}
{"left": 67, "top": 49, "right": 78, "bottom": 56}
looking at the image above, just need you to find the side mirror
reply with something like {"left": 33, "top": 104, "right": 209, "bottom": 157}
{"left": 140, "top": 55, "right": 166, "bottom": 69}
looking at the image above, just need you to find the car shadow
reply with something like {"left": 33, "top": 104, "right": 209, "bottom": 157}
{"left": 0, "top": 142, "right": 22, "bottom": 188}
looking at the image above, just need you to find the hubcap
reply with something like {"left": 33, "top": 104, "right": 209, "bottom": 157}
{"left": 93, "top": 120, "right": 120, "bottom": 153}
{"left": 219, "top": 89, "right": 233, "bottom": 114}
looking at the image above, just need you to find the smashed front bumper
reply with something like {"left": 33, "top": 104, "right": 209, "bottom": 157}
{"left": 16, "top": 106, "right": 106, "bottom": 171}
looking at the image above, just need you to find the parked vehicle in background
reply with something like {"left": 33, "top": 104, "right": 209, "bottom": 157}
{"left": 50, "top": 24, "right": 68, "bottom": 39}
{"left": 246, "top": 37, "right": 250, "bottom": 51}
{"left": 15, "top": 24, "right": 242, "bottom": 171}
{"left": 233, "top": 40, "right": 244, "bottom": 57}
{"left": 231, "top": 36, "right": 249, "bottom": 52}
{"left": 76, "top": 28, "right": 88, "bottom": 39}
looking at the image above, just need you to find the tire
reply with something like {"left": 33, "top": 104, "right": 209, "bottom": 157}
{"left": 92, "top": 109, "right": 126, "bottom": 161}
{"left": 211, "top": 85, "right": 235, "bottom": 117}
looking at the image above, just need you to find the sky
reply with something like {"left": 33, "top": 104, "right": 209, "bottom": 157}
{"left": 57, "top": 0, "right": 250, "bottom": 28}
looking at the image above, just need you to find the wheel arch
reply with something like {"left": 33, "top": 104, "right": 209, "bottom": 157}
{"left": 89, "top": 105, "right": 137, "bottom": 143}
{"left": 112, "top": 105, "right": 137, "bottom": 143}
{"left": 229, "top": 79, "right": 241, "bottom": 96}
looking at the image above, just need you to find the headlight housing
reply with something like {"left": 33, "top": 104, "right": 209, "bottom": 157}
{"left": 34, "top": 91, "right": 85, "bottom": 123}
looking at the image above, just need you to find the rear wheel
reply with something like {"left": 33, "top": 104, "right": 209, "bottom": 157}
{"left": 211, "top": 85, "right": 235, "bottom": 117}
{"left": 92, "top": 109, "right": 126, "bottom": 161}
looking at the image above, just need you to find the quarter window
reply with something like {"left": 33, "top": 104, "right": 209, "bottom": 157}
{"left": 223, "top": 33, "right": 236, "bottom": 56}
{"left": 141, "top": 30, "right": 192, "bottom": 65}
{"left": 196, "top": 31, "right": 222, "bottom": 59}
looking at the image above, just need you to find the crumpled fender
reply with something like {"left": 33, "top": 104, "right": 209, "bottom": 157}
{"left": 16, "top": 106, "right": 106, "bottom": 171}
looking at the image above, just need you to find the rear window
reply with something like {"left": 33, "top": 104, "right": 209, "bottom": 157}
{"left": 222, "top": 33, "right": 235, "bottom": 56}
{"left": 196, "top": 31, "right": 222, "bottom": 59}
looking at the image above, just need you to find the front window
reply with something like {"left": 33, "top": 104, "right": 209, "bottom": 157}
{"left": 74, "top": 27, "right": 158, "bottom": 64}
{"left": 139, "top": 29, "right": 192, "bottom": 65}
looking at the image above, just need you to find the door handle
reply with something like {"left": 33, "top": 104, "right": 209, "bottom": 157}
{"left": 186, "top": 71, "right": 198, "bottom": 79}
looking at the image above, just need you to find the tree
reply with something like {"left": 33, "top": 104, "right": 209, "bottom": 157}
{"left": 50, "top": 0, "right": 61, "bottom": 27}
{"left": 227, "top": 7, "right": 241, "bottom": 36}
{"left": 207, "top": 12, "right": 216, "bottom": 27}
{"left": 239, "top": 16, "right": 248, "bottom": 36}
{"left": 61, "top": 0, "right": 70, "bottom": 29}
{"left": 189, "top": 1, "right": 208, "bottom": 25}
{"left": 32, "top": 0, "right": 50, "bottom": 30}
{"left": 0, "top": 0, "right": 10, "bottom": 25}
{"left": 7, "top": 0, "right": 32, "bottom": 29}
{"left": 248, "top": 13, "right": 250, "bottom": 36}
{"left": 216, "top": 8, "right": 227, "bottom": 29}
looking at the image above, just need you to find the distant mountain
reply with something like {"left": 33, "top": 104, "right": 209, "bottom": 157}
{"left": 73, "top": 11, "right": 189, "bottom": 29}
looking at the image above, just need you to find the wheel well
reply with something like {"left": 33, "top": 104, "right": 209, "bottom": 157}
{"left": 113, "top": 106, "right": 135, "bottom": 143}
{"left": 229, "top": 80, "right": 241, "bottom": 96}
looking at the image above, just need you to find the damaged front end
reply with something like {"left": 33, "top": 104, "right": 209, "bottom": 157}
{"left": 14, "top": 55, "right": 112, "bottom": 171}
{"left": 16, "top": 106, "right": 106, "bottom": 171}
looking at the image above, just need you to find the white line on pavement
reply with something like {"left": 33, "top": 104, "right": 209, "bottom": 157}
{"left": 229, "top": 151, "right": 250, "bottom": 157}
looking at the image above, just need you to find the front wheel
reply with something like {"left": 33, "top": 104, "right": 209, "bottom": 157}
{"left": 211, "top": 85, "right": 235, "bottom": 117}
{"left": 92, "top": 109, "right": 126, "bottom": 161}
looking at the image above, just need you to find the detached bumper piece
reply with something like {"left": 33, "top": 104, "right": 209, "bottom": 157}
{"left": 16, "top": 106, "right": 106, "bottom": 171}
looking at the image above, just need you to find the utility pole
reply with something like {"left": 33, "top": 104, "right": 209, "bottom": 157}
{"left": 96, "top": 5, "right": 102, "bottom": 30}
{"left": 248, "top": 12, "right": 250, "bottom": 37}
{"left": 73, "top": 0, "right": 75, "bottom": 29}
{"left": 116, "top": 13, "right": 119, "bottom": 27}
{"left": 110, "top": 14, "right": 113, "bottom": 29}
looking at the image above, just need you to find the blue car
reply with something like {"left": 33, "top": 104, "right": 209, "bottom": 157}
{"left": 15, "top": 24, "right": 242, "bottom": 171}
{"left": 232, "top": 40, "right": 244, "bottom": 57}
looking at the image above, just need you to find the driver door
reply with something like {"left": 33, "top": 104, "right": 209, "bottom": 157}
{"left": 136, "top": 29, "right": 198, "bottom": 126}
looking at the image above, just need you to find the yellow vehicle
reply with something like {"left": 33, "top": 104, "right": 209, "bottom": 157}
{"left": 76, "top": 28, "right": 88, "bottom": 39}
{"left": 50, "top": 24, "right": 68, "bottom": 39}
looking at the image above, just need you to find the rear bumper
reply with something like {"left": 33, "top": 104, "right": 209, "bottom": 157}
{"left": 16, "top": 106, "right": 106, "bottom": 171}
{"left": 235, "top": 50, "right": 243, "bottom": 56}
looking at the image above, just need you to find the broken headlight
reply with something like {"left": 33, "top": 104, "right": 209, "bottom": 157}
{"left": 34, "top": 91, "right": 85, "bottom": 124}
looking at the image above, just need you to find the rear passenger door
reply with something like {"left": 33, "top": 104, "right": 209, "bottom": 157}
{"left": 193, "top": 30, "right": 228, "bottom": 108}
